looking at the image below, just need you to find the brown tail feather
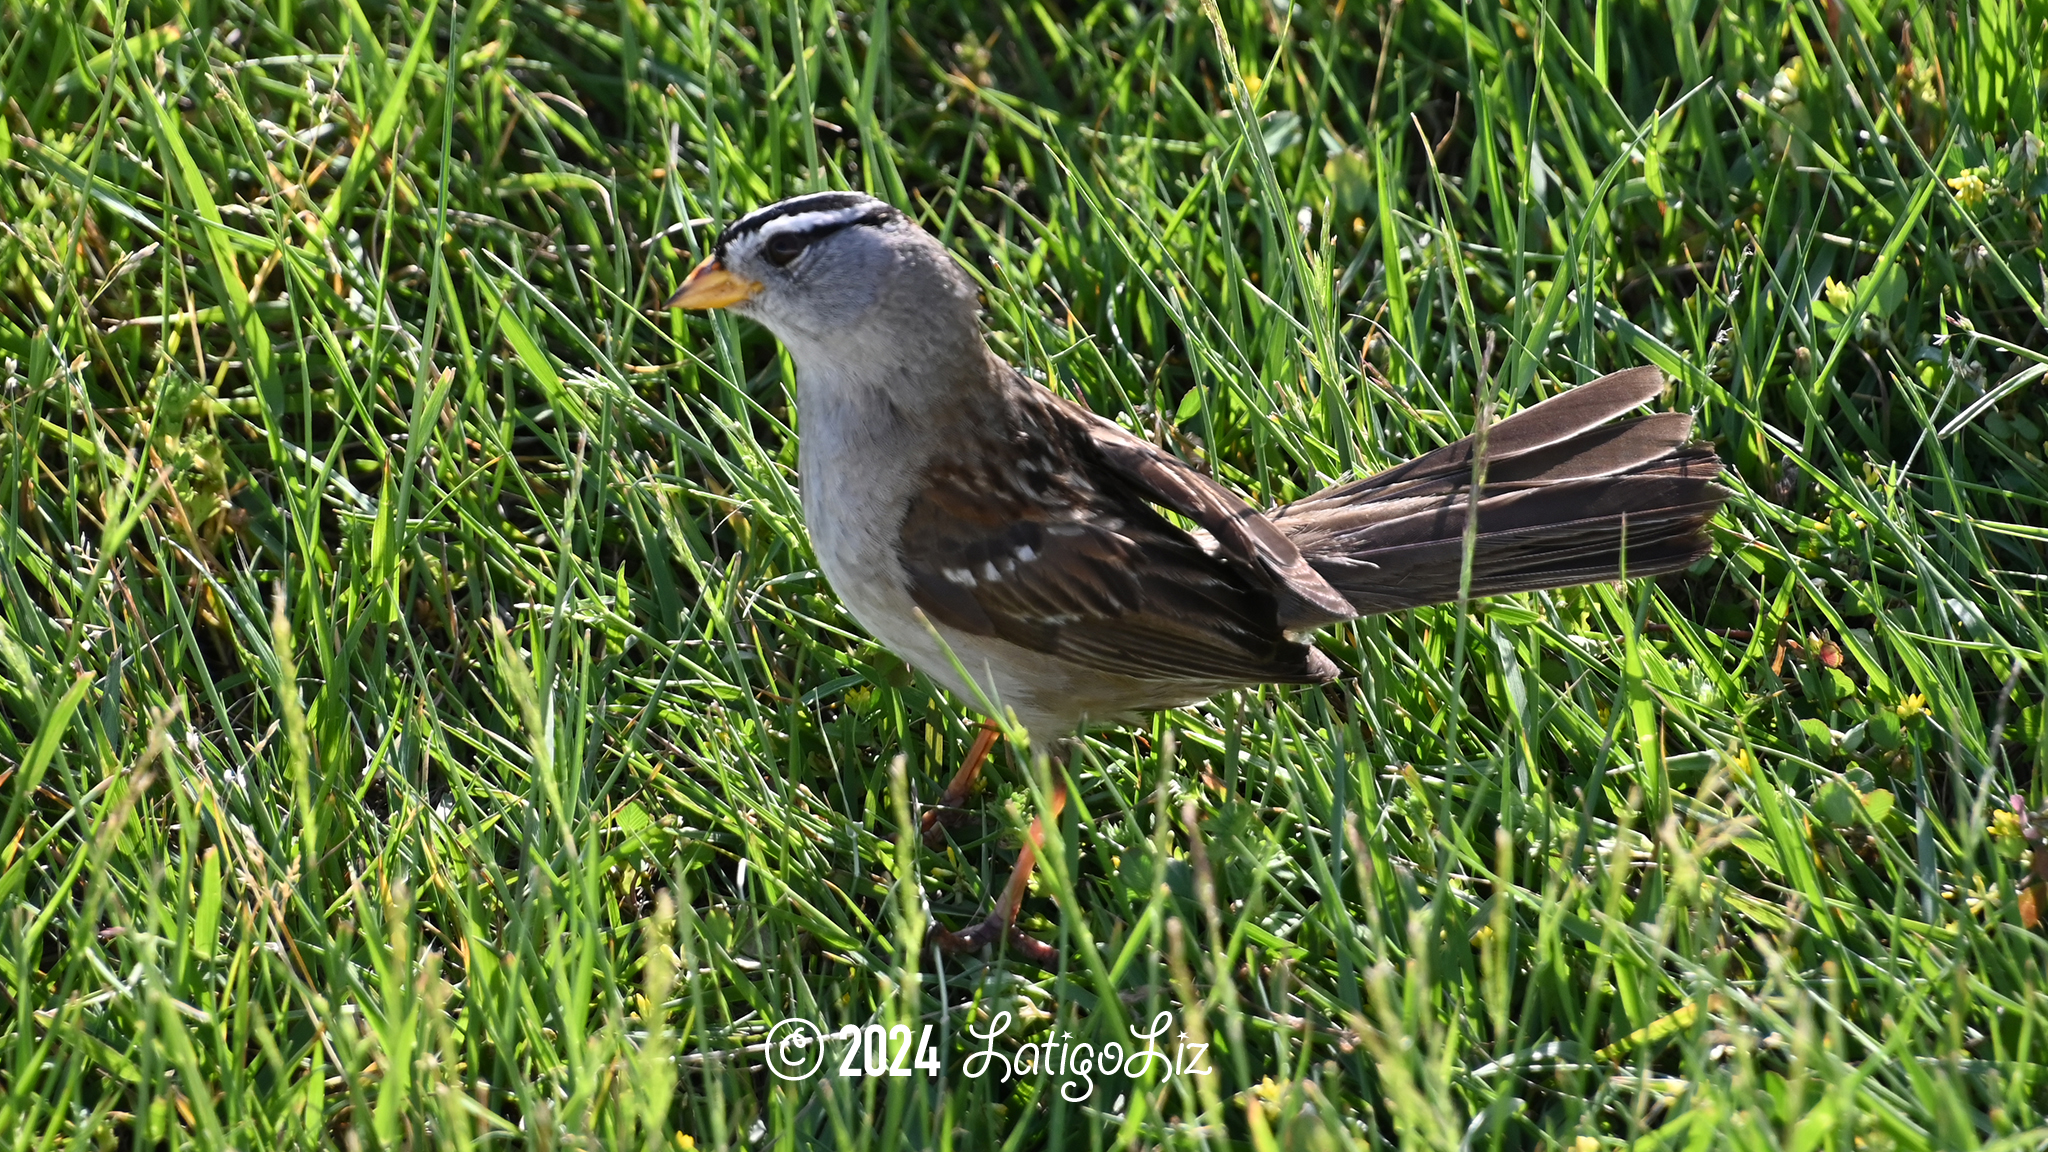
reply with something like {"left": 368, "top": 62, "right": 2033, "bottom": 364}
{"left": 1272, "top": 368, "right": 1729, "bottom": 616}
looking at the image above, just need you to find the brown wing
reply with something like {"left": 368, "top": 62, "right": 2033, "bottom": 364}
{"left": 1072, "top": 397, "right": 1354, "bottom": 630}
{"left": 898, "top": 383, "right": 1337, "bottom": 687}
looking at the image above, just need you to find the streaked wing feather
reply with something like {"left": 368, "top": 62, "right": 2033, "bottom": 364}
{"left": 898, "top": 386, "right": 1337, "bottom": 688}
{"left": 1067, "top": 390, "right": 1353, "bottom": 628}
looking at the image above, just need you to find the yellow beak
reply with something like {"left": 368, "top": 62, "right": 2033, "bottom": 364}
{"left": 665, "top": 256, "right": 762, "bottom": 310}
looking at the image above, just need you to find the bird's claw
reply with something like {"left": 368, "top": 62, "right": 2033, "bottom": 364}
{"left": 930, "top": 916, "right": 1058, "bottom": 967}
{"left": 919, "top": 805, "right": 973, "bottom": 849}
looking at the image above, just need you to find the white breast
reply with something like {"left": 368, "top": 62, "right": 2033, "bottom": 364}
{"left": 794, "top": 376, "right": 970, "bottom": 694}
{"left": 791, "top": 361, "right": 1185, "bottom": 737}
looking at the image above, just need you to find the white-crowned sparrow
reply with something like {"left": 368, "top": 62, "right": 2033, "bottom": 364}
{"left": 670, "top": 191, "right": 1727, "bottom": 957}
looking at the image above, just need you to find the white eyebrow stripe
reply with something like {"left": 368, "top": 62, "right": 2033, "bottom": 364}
{"left": 716, "top": 191, "right": 886, "bottom": 249}
{"left": 768, "top": 207, "right": 877, "bottom": 230}
{"left": 748, "top": 207, "right": 891, "bottom": 248}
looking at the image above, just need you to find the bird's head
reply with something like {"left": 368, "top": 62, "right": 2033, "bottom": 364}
{"left": 668, "top": 192, "right": 983, "bottom": 374}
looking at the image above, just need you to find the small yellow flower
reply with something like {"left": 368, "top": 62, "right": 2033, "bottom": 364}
{"left": 1949, "top": 170, "right": 1991, "bottom": 210}
{"left": 1823, "top": 276, "right": 1854, "bottom": 310}
{"left": 1993, "top": 809, "right": 2024, "bottom": 839}
{"left": 1575, "top": 1137, "right": 1602, "bottom": 1152}
{"left": 1769, "top": 58, "right": 1805, "bottom": 108}
{"left": 1728, "top": 745, "right": 1756, "bottom": 780}
{"left": 1897, "top": 693, "right": 1929, "bottom": 721}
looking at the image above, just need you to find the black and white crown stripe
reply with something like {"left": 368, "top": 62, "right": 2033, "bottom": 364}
{"left": 712, "top": 192, "right": 901, "bottom": 260}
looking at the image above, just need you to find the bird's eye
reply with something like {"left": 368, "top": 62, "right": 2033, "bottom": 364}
{"left": 762, "top": 232, "right": 808, "bottom": 266}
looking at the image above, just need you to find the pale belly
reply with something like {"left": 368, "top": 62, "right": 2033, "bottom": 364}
{"left": 802, "top": 478, "right": 955, "bottom": 681}
{"left": 792, "top": 387, "right": 1218, "bottom": 737}
{"left": 797, "top": 439, "right": 976, "bottom": 695}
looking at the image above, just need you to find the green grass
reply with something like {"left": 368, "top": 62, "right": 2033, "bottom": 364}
{"left": 2, "top": 0, "right": 2047, "bottom": 1147}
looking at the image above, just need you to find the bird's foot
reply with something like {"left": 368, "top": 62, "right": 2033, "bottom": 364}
{"left": 919, "top": 804, "right": 974, "bottom": 849}
{"left": 930, "top": 915, "right": 1058, "bottom": 967}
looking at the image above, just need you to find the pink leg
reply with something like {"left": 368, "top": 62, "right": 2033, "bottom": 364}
{"left": 933, "top": 773, "right": 1068, "bottom": 966}
{"left": 921, "top": 721, "right": 1001, "bottom": 849}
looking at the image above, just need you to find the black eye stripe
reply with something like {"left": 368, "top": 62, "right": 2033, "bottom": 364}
{"left": 712, "top": 196, "right": 900, "bottom": 261}
{"left": 754, "top": 209, "right": 894, "bottom": 264}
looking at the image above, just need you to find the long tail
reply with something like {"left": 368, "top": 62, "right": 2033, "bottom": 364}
{"left": 1271, "top": 367, "right": 1729, "bottom": 616}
